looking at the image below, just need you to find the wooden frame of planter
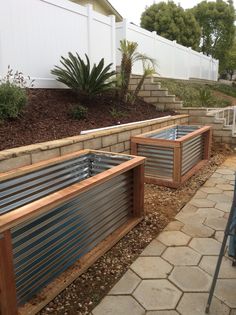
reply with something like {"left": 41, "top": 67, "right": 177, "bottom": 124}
{"left": 131, "top": 125, "right": 212, "bottom": 188}
{"left": 0, "top": 149, "right": 145, "bottom": 315}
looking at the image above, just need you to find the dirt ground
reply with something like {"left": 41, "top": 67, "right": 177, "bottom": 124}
{"left": 0, "top": 89, "right": 174, "bottom": 151}
{"left": 37, "top": 144, "right": 230, "bottom": 315}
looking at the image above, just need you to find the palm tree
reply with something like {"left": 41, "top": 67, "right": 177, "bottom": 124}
{"left": 118, "top": 40, "right": 156, "bottom": 102}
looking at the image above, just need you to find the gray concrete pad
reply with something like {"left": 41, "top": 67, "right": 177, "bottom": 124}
{"left": 199, "top": 256, "right": 236, "bottom": 279}
{"left": 169, "top": 266, "right": 211, "bottom": 292}
{"left": 177, "top": 293, "right": 230, "bottom": 315}
{"left": 215, "top": 279, "right": 236, "bottom": 308}
{"left": 140, "top": 240, "right": 166, "bottom": 257}
{"left": 157, "top": 231, "right": 190, "bottom": 247}
{"left": 162, "top": 247, "right": 201, "bottom": 266}
{"left": 109, "top": 269, "right": 141, "bottom": 295}
{"left": 92, "top": 295, "right": 145, "bottom": 315}
{"left": 189, "top": 238, "right": 221, "bottom": 255}
{"left": 133, "top": 279, "right": 182, "bottom": 311}
{"left": 130, "top": 257, "right": 172, "bottom": 279}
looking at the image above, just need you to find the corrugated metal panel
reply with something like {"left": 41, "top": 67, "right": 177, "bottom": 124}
{"left": 181, "top": 135, "right": 204, "bottom": 175}
{"left": 0, "top": 153, "right": 131, "bottom": 215}
{"left": 148, "top": 125, "right": 199, "bottom": 140}
{"left": 138, "top": 144, "right": 174, "bottom": 179}
{"left": 11, "top": 170, "right": 134, "bottom": 305}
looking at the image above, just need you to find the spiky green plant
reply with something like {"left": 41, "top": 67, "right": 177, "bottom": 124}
{"left": 118, "top": 40, "right": 156, "bottom": 101}
{"left": 51, "top": 53, "right": 116, "bottom": 100}
{"left": 131, "top": 64, "right": 156, "bottom": 104}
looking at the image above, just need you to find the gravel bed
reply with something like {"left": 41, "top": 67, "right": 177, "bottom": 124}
{"left": 38, "top": 144, "right": 230, "bottom": 315}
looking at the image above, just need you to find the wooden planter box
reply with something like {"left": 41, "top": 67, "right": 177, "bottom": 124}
{"left": 131, "top": 125, "right": 212, "bottom": 188}
{"left": 0, "top": 150, "right": 145, "bottom": 315}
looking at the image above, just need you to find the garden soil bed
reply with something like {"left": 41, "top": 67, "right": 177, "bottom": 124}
{"left": 0, "top": 89, "right": 175, "bottom": 151}
{"left": 37, "top": 144, "right": 230, "bottom": 315}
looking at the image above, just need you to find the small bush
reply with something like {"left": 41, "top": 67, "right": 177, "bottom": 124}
{"left": 199, "top": 88, "right": 213, "bottom": 107}
{"left": 0, "top": 67, "right": 33, "bottom": 120}
{"left": 109, "top": 106, "right": 127, "bottom": 120}
{"left": 0, "top": 83, "right": 27, "bottom": 119}
{"left": 71, "top": 105, "right": 88, "bottom": 120}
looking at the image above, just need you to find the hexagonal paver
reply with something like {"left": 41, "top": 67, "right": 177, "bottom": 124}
{"left": 199, "top": 256, "right": 236, "bottom": 279}
{"left": 196, "top": 208, "right": 224, "bottom": 219}
{"left": 92, "top": 295, "right": 145, "bottom": 315}
{"left": 177, "top": 293, "right": 230, "bottom": 315}
{"left": 169, "top": 266, "right": 211, "bottom": 292}
{"left": 215, "top": 279, "right": 236, "bottom": 308}
{"left": 130, "top": 257, "right": 172, "bottom": 279}
{"left": 181, "top": 223, "right": 214, "bottom": 238}
{"left": 189, "top": 198, "right": 215, "bottom": 208}
{"left": 216, "top": 184, "right": 233, "bottom": 191}
{"left": 157, "top": 231, "right": 190, "bottom": 246}
{"left": 164, "top": 220, "right": 184, "bottom": 231}
{"left": 189, "top": 238, "right": 221, "bottom": 255}
{"left": 194, "top": 191, "right": 208, "bottom": 198}
{"left": 146, "top": 311, "right": 179, "bottom": 315}
{"left": 140, "top": 240, "right": 166, "bottom": 257}
{"left": 204, "top": 217, "right": 227, "bottom": 231}
{"left": 215, "top": 202, "right": 232, "bottom": 212}
{"left": 175, "top": 212, "right": 204, "bottom": 225}
{"left": 181, "top": 204, "right": 198, "bottom": 214}
{"left": 207, "top": 194, "right": 232, "bottom": 204}
{"left": 133, "top": 279, "right": 181, "bottom": 311}
{"left": 200, "top": 187, "right": 223, "bottom": 194}
{"left": 216, "top": 168, "right": 234, "bottom": 175}
{"left": 162, "top": 246, "right": 201, "bottom": 266}
{"left": 109, "top": 270, "right": 141, "bottom": 295}
{"left": 215, "top": 231, "right": 224, "bottom": 242}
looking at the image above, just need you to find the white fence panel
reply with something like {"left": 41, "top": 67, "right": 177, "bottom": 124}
{"left": 0, "top": 0, "right": 116, "bottom": 88}
{"left": 116, "top": 20, "right": 219, "bottom": 81}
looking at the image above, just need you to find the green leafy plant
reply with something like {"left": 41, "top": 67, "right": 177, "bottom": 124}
{"left": 118, "top": 40, "right": 156, "bottom": 102}
{"left": 0, "top": 66, "right": 32, "bottom": 120}
{"left": 198, "top": 88, "right": 213, "bottom": 107}
{"left": 71, "top": 104, "right": 88, "bottom": 120}
{"left": 51, "top": 53, "right": 116, "bottom": 101}
{"left": 109, "top": 106, "right": 127, "bottom": 120}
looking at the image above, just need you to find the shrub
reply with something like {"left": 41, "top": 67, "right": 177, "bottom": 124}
{"left": 0, "top": 67, "right": 31, "bottom": 120}
{"left": 198, "top": 88, "right": 213, "bottom": 107}
{"left": 109, "top": 106, "right": 127, "bottom": 120}
{"left": 51, "top": 53, "right": 116, "bottom": 101}
{"left": 71, "top": 105, "right": 88, "bottom": 120}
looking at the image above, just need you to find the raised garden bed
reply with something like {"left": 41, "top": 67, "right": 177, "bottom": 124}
{"left": 0, "top": 150, "right": 145, "bottom": 315}
{"left": 131, "top": 125, "right": 212, "bottom": 188}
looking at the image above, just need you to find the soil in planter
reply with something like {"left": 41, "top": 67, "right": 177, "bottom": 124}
{"left": 35, "top": 144, "right": 230, "bottom": 315}
{"left": 0, "top": 89, "right": 175, "bottom": 151}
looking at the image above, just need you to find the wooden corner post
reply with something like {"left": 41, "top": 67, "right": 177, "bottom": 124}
{"left": 133, "top": 163, "right": 145, "bottom": 217}
{"left": 0, "top": 231, "right": 18, "bottom": 315}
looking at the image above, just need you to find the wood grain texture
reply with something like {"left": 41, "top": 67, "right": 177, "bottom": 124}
{"left": 0, "top": 231, "right": 18, "bottom": 315}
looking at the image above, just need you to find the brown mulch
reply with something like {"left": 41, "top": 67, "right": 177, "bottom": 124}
{"left": 38, "top": 144, "right": 230, "bottom": 315}
{"left": 0, "top": 89, "right": 175, "bottom": 151}
{"left": 212, "top": 90, "right": 236, "bottom": 104}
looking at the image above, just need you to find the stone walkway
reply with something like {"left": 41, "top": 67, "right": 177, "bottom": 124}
{"left": 91, "top": 156, "right": 236, "bottom": 315}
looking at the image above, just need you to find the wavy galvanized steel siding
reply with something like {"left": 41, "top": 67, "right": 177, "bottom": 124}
{"left": 148, "top": 125, "right": 199, "bottom": 140}
{"left": 0, "top": 153, "right": 131, "bottom": 215}
{"left": 11, "top": 171, "right": 133, "bottom": 304}
{"left": 138, "top": 144, "right": 174, "bottom": 179}
{"left": 181, "top": 135, "right": 204, "bottom": 175}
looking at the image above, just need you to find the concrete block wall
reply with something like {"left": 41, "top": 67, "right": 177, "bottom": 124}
{"left": 178, "top": 108, "right": 236, "bottom": 146}
{"left": 0, "top": 115, "right": 189, "bottom": 173}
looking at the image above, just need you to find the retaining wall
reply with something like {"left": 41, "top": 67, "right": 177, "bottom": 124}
{"left": 0, "top": 115, "right": 188, "bottom": 173}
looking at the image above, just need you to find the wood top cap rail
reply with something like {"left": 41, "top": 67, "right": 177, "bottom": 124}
{"left": 0, "top": 150, "right": 145, "bottom": 232}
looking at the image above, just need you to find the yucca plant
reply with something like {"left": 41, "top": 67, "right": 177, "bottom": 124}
{"left": 131, "top": 63, "right": 156, "bottom": 104}
{"left": 51, "top": 53, "right": 116, "bottom": 101}
{"left": 118, "top": 40, "right": 156, "bottom": 101}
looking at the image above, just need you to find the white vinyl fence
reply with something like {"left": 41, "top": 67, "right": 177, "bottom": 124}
{"left": 116, "top": 20, "right": 219, "bottom": 81}
{"left": 0, "top": 1, "right": 218, "bottom": 88}
{"left": 0, "top": 0, "right": 116, "bottom": 88}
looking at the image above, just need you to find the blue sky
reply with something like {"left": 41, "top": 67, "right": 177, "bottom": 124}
{"left": 109, "top": 0, "right": 236, "bottom": 25}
